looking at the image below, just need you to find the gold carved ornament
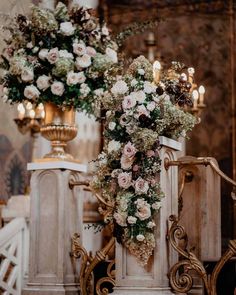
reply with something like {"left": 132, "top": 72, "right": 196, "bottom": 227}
{"left": 166, "top": 157, "right": 236, "bottom": 294}
{"left": 168, "top": 215, "right": 236, "bottom": 295}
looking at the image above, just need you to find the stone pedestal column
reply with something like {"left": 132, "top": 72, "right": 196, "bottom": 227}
{"left": 113, "top": 136, "right": 181, "bottom": 295}
{"left": 23, "top": 161, "right": 87, "bottom": 295}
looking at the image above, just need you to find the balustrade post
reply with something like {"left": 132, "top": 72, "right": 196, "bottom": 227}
{"left": 23, "top": 161, "right": 87, "bottom": 295}
{"left": 113, "top": 136, "right": 181, "bottom": 295}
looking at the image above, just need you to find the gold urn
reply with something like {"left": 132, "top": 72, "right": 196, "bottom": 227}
{"left": 40, "top": 102, "right": 77, "bottom": 161}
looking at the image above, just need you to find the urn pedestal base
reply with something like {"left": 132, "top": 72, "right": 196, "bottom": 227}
{"left": 22, "top": 161, "right": 87, "bottom": 295}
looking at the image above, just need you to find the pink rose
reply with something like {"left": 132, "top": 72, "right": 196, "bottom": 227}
{"left": 135, "top": 105, "right": 150, "bottom": 118}
{"left": 134, "top": 177, "right": 149, "bottom": 195}
{"left": 123, "top": 141, "right": 137, "bottom": 158}
{"left": 51, "top": 81, "right": 65, "bottom": 96}
{"left": 47, "top": 48, "right": 59, "bottom": 64}
{"left": 118, "top": 172, "right": 132, "bottom": 189}
{"left": 135, "top": 199, "right": 151, "bottom": 221}
{"left": 146, "top": 150, "right": 155, "bottom": 157}
{"left": 122, "top": 95, "right": 136, "bottom": 110}
{"left": 133, "top": 165, "right": 139, "bottom": 172}
{"left": 114, "top": 212, "right": 127, "bottom": 227}
{"left": 73, "top": 42, "right": 86, "bottom": 56}
{"left": 86, "top": 46, "right": 97, "bottom": 57}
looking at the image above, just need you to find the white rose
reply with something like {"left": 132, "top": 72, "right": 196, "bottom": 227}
{"left": 47, "top": 48, "right": 59, "bottom": 64}
{"left": 131, "top": 79, "right": 138, "bottom": 87}
{"left": 117, "top": 172, "right": 132, "bottom": 189}
{"left": 73, "top": 42, "right": 86, "bottom": 56}
{"left": 86, "top": 46, "right": 97, "bottom": 57}
{"left": 36, "top": 75, "right": 50, "bottom": 91}
{"left": 131, "top": 90, "right": 146, "bottom": 103}
{"left": 67, "top": 72, "right": 80, "bottom": 86}
{"left": 138, "top": 69, "right": 145, "bottom": 75}
{"left": 106, "top": 47, "right": 118, "bottom": 63}
{"left": 108, "top": 140, "right": 121, "bottom": 153}
{"left": 51, "top": 81, "right": 65, "bottom": 96}
{"left": 77, "top": 72, "right": 86, "bottom": 84}
{"left": 147, "top": 101, "right": 156, "bottom": 111}
{"left": 76, "top": 54, "right": 91, "bottom": 68}
{"left": 127, "top": 216, "right": 137, "bottom": 224}
{"left": 147, "top": 221, "right": 156, "bottom": 229}
{"left": 59, "top": 50, "right": 74, "bottom": 59}
{"left": 24, "top": 85, "right": 40, "bottom": 100}
{"left": 122, "top": 95, "right": 136, "bottom": 110}
{"left": 109, "top": 122, "right": 116, "bottom": 130}
{"left": 60, "top": 22, "right": 75, "bottom": 36}
{"left": 21, "top": 68, "right": 34, "bottom": 82}
{"left": 136, "top": 234, "right": 145, "bottom": 242}
{"left": 143, "top": 81, "right": 157, "bottom": 94}
{"left": 111, "top": 80, "right": 128, "bottom": 96}
{"left": 39, "top": 49, "right": 49, "bottom": 60}
{"left": 152, "top": 202, "right": 161, "bottom": 210}
{"left": 134, "top": 177, "right": 149, "bottom": 195}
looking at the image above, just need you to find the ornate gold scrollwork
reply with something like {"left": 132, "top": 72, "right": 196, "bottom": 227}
{"left": 96, "top": 259, "right": 115, "bottom": 295}
{"left": 70, "top": 180, "right": 116, "bottom": 295}
{"left": 168, "top": 215, "right": 236, "bottom": 295}
{"left": 71, "top": 233, "right": 115, "bottom": 295}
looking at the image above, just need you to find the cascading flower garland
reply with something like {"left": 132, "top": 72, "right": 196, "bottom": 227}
{"left": 91, "top": 56, "right": 197, "bottom": 266}
{"left": 0, "top": 2, "right": 118, "bottom": 115}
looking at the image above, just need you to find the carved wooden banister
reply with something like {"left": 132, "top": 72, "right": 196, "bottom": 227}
{"left": 0, "top": 217, "right": 28, "bottom": 295}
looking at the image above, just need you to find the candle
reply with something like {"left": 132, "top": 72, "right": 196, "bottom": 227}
{"left": 192, "top": 90, "right": 199, "bottom": 108}
{"left": 29, "top": 109, "right": 35, "bottom": 119}
{"left": 17, "top": 103, "right": 25, "bottom": 120}
{"left": 198, "top": 85, "right": 205, "bottom": 105}
{"left": 188, "top": 67, "right": 195, "bottom": 84}
{"left": 153, "top": 60, "right": 161, "bottom": 84}
{"left": 36, "top": 103, "right": 45, "bottom": 118}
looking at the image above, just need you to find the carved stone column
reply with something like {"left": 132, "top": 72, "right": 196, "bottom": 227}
{"left": 23, "top": 161, "right": 86, "bottom": 295}
{"left": 113, "top": 136, "right": 181, "bottom": 295}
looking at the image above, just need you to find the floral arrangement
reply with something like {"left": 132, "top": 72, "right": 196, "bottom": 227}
{"left": 0, "top": 2, "right": 118, "bottom": 114}
{"left": 91, "top": 56, "right": 197, "bottom": 266}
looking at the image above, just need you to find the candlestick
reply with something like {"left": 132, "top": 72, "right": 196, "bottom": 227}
{"left": 198, "top": 85, "right": 205, "bottom": 105}
{"left": 153, "top": 60, "right": 161, "bottom": 84}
